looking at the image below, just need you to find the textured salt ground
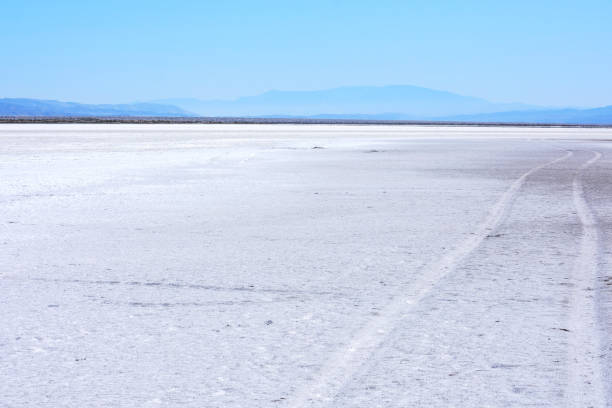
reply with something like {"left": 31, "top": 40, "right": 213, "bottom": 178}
{"left": 579, "top": 146, "right": 612, "bottom": 405}
{"left": 0, "top": 125, "right": 611, "bottom": 407}
{"left": 326, "top": 151, "right": 583, "bottom": 407}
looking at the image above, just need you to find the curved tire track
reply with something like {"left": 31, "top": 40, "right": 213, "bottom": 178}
{"left": 287, "top": 150, "right": 573, "bottom": 407}
{"left": 567, "top": 151, "right": 605, "bottom": 408}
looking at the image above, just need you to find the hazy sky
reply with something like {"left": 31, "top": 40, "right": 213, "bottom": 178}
{"left": 2, "top": 0, "right": 611, "bottom": 107}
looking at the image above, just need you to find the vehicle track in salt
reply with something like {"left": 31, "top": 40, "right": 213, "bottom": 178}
{"left": 566, "top": 151, "right": 606, "bottom": 408}
{"left": 286, "top": 150, "right": 573, "bottom": 407}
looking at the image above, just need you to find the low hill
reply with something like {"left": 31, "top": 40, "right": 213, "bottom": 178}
{"left": 439, "top": 105, "right": 612, "bottom": 125}
{"left": 0, "top": 98, "right": 194, "bottom": 117}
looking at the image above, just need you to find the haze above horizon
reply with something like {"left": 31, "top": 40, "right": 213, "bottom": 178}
{"left": 2, "top": 0, "right": 611, "bottom": 108}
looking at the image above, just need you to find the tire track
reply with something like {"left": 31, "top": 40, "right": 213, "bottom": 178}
{"left": 287, "top": 150, "right": 573, "bottom": 407}
{"left": 566, "top": 151, "right": 605, "bottom": 408}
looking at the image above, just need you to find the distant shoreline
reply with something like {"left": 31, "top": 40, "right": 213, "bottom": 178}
{"left": 0, "top": 116, "right": 610, "bottom": 128}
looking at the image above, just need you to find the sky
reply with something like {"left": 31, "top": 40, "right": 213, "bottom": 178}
{"left": 1, "top": 0, "right": 611, "bottom": 107}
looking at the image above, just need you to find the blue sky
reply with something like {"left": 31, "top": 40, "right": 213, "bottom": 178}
{"left": 1, "top": 0, "right": 611, "bottom": 107}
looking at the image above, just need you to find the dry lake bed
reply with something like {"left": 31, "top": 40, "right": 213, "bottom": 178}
{"left": 1, "top": 124, "right": 611, "bottom": 407}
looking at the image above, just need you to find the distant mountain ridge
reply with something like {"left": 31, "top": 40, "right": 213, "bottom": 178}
{"left": 155, "top": 85, "right": 539, "bottom": 117}
{"left": 2, "top": 85, "right": 611, "bottom": 125}
{"left": 0, "top": 98, "right": 194, "bottom": 117}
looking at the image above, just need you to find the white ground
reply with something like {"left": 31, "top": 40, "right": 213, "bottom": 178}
{"left": 1, "top": 124, "right": 611, "bottom": 407}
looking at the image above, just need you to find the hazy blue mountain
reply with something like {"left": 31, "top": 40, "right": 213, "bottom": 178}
{"left": 438, "top": 105, "right": 612, "bottom": 125}
{"left": 5, "top": 90, "right": 610, "bottom": 124}
{"left": 0, "top": 98, "right": 194, "bottom": 117}
{"left": 155, "top": 85, "right": 540, "bottom": 117}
